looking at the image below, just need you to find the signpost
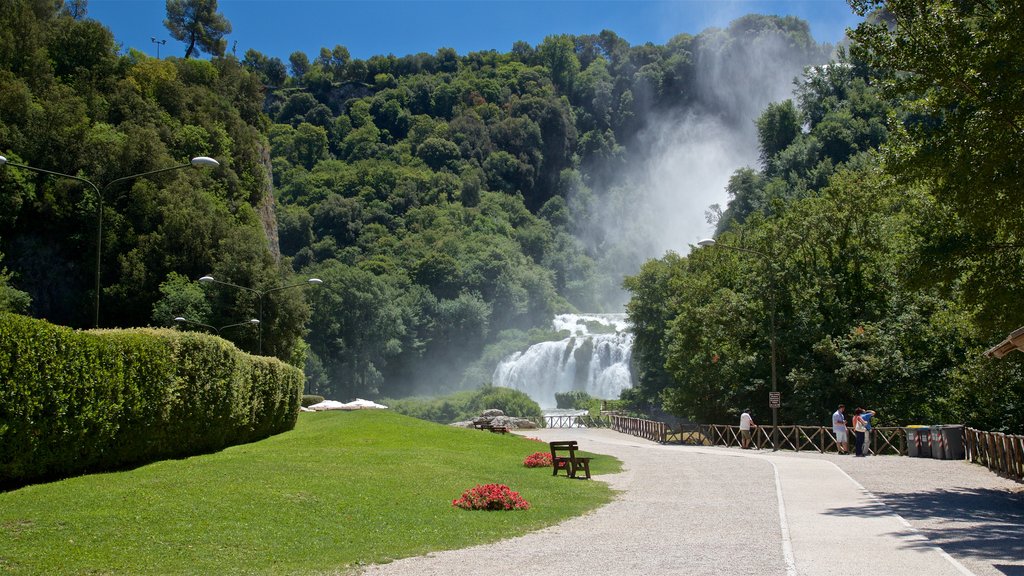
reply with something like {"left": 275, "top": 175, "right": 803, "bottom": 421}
{"left": 769, "top": 391, "right": 781, "bottom": 409}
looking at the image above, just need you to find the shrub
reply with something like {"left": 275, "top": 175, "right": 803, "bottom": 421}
{"left": 555, "top": 390, "right": 593, "bottom": 409}
{"left": 523, "top": 452, "right": 552, "bottom": 468}
{"left": 302, "top": 394, "right": 325, "bottom": 407}
{"left": 468, "top": 386, "right": 542, "bottom": 418}
{"left": 0, "top": 313, "right": 304, "bottom": 489}
{"left": 452, "top": 483, "right": 530, "bottom": 511}
{"left": 384, "top": 385, "right": 541, "bottom": 423}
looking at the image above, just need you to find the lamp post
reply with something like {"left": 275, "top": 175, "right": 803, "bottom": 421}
{"left": 174, "top": 316, "right": 259, "bottom": 336}
{"left": 0, "top": 155, "right": 219, "bottom": 328}
{"left": 698, "top": 238, "right": 780, "bottom": 451}
{"left": 198, "top": 275, "right": 323, "bottom": 354}
{"left": 150, "top": 37, "right": 167, "bottom": 59}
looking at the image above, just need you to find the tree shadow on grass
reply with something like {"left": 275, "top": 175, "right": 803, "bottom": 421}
{"left": 826, "top": 486, "right": 1024, "bottom": 569}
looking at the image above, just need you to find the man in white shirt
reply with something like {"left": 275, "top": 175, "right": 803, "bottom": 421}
{"left": 832, "top": 404, "right": 848, "bottom": 454}
{"left": 739, "top": 408, "right": 756, "bottom": 449}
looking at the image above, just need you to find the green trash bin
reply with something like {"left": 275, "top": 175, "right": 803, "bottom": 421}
{"left": 905, "top": 426, "right": 931, "bottom": 457}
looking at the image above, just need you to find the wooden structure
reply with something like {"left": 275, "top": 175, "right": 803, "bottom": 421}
{"left": 541, "top": 414, "right": 611, "bottom": 428}
{"left": 602, "top": 414, "right": 908, "bottom": 455}
{"left": 549, "top": 440, "right": 592, "bottom": 479}
{"left": 965, "top": 427, "right": 1024, "bottom": 481}
{"left": 474, "top": 421, "right": 509, "bottom": 434}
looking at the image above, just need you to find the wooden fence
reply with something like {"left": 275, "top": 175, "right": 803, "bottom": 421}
{"left": 608, "top": 415, "right": 668, "bottom": 442}
{"left": 693, "top": 424, "right": 907, "bottom": 455}
{"left": 965, "top": 427, "right": 1024, "bottom": 481}
{"left": 541, "top": 414, "right": 610, "bottom": 429}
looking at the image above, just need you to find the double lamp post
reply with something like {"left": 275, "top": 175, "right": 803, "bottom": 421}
{"left": 698, "top": 238, "right": 780, "bottom": 451}
{"left": 197, "top": 275, "right": 323, "bottom": 355}
{"left": 0, "top": 154, "right": 220, "bottom": 328}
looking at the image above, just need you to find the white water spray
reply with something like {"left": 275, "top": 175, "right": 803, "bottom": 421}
{"left": 492, "top": 313, "right": 633, "bottom": 409}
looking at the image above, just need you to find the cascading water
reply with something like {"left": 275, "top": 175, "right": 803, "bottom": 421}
{"left": 492, "top": 313, "right": 634, "bottom": 409}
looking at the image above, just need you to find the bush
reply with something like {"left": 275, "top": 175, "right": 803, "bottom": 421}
{"left": 0, "top": 313, "right": 304, "bottom": 489}
{"left": 468, "top": 386, "right": 542, "bottom": 418}
{"left": 384, "top": 385, "right": 542, "bottom": 423}
{"left": 301, "top": 394, "right": 325, "bottom": 407}
{"left": 452, "top": 483, "right": 530, "bottom": 511}
{"left": 555, "top": 390, "right": 593, "bottom": 409}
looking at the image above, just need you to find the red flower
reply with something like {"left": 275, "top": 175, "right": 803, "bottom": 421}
{"left": 452, "top": 483, "right": 530, "bottom": 511}
{"left": 523, "top": 451, "right": 553, "bottom": 468}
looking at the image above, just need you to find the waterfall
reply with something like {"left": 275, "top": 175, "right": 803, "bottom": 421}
{"left": 492, "top": 313, "right": 634, "bottom": 409}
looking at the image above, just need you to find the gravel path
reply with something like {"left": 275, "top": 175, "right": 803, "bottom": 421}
{"left": 350, "top": 429, "right": 1024, "bottom": 576}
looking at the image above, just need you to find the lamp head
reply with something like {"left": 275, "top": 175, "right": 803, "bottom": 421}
{"left": 0, "top": 155, "right": 7, "bottom": 166}
{"left": 248, "top": 319, "right": 260, "bottom": 325}
{"left": 697, "top": 238, "right": 716, "bottom": 247}
{"left": 307, "top": 278, "right": 323, "bottom": 285}
{"left": 174, "top": 316, "right": 186, "bottom": 322}
{"left": 190, "top": 157, "right": 220, "bottom": 168}
{"left": 199, "top": 275, "right": 215, "bottom": 282}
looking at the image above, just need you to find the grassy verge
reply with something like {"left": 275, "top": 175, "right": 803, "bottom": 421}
{"left": 0, "top": 411, "right": 621, "bottom": 575}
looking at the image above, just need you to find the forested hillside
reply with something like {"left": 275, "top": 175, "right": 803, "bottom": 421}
{"left": 0, "top": 0, "right": 831, "bottom": 401}
{"left": 625, "top": 0, "right": 1024, "bottom": 433}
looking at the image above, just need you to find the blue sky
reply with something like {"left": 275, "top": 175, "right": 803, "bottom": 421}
{"left": 87, "top": 0, "right": 862, "bottom": 63}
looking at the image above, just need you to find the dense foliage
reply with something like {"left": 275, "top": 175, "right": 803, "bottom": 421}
{"left": 625, "top": 0, "right": 1024, "bottom": 433}
{"left": 0, "top": 1, "right": 830, "bottom": 403}
{"left": 0, "top": 313, "right": 303, "bottom": 489}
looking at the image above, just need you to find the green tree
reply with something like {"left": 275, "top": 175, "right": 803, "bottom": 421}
{"left": 164, "top": 0, "right": 232, "bottom": 59}
{"left": 848, "top": 0, "right": 1024, "bottom": 334}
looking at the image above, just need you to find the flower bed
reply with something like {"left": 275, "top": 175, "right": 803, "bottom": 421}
{"left": 452, "top": 483, "right": 530, "bottom": 511}
{"left": 523, "top": 451, "right": 552, "bottom": 468}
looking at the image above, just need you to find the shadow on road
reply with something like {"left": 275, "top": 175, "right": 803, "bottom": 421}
{"left": 826, "top": 486, "right": 1024, "bottom": 565}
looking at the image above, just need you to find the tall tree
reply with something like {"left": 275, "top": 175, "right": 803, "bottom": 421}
{"left": 164, "top": 0, "right": 231, "bottom": 59}
{"left": 848, "top": 0, "right": 1024, "bottom": 333}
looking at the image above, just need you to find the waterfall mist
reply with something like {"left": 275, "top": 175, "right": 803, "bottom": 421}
{"left": 578, "top": 19, "right": 831, "bottom": 308}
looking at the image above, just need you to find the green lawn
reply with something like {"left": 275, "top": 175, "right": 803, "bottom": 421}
{"left": 0, "top": 411, "right": 621, "bottom": 575}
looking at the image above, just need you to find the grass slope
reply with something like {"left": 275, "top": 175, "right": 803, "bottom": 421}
{"left": 0, "top": 411, "right": 620, "bottom": 575}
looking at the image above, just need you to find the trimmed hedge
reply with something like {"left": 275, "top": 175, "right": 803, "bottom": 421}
{"left": 0, "top": 313, "right": 304, "bottom": 489}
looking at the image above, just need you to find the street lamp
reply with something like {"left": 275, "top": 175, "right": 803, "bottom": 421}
{"left": 174, "top": 316, "right": 259, "bottom": 336}
{"left": 198, "top": 275, "right": 323, "bottom": 354}
{"left": 0, "top": 154, "right": 220, "bottom": 328}
{"left": 698, "top": 238, "right": 780, "bottom": 451}
{"left": 150, "top": 37, "right": 167, "bottom": 59}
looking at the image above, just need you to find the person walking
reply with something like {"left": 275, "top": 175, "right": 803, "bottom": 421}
{"left": 739, "top": 408, "right": 756, "bottom": 449}
{"left": 852, "top": 408, "right": 870, "bottom": 457}
{"left": 832, "top": 404, "right": 849, "bottom": 454}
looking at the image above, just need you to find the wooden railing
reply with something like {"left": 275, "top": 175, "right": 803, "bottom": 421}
{"left": 965, "top": 427, "right": 1024, "bottom": 481}
{"left": 541, "top": 414, "right": 611, "bottom": 429}
{"left": 600, "top": 415, "right": 907, "bottom": 455}
{"left": 693, "top": 424, "right": 906, "bottom": 455}
{"left": 608, "top": 415, "right": 668, "bottom": 442}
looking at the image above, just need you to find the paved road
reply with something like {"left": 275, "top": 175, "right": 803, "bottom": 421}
{"left": 354, "top": 428, "right": 1023, "bottom": 576}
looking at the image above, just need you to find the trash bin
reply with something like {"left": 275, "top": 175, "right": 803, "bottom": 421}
{"left": 905, "top": 426, "right": 931, "bottom": 457}
{"left": 929, "top": 426, "right": 946, "bottom": 459}
{"left": 938, "top": 425, "right": 965, "bottom": 460}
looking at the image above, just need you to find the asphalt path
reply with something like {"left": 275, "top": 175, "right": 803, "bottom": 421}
{"left": 353, "top": 428, "right": 1022, "bottom": 576}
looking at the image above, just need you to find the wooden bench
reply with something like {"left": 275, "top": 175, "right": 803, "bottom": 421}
{"left": 549, "top": 440, "right": 592, "bottom": 479}
{"left": 474, "top": 421, "right": 509, "bottom": 434}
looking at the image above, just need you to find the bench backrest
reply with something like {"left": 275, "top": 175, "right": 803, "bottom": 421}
{"left": 549, "top": 440, "right": 580, "bottom": 457}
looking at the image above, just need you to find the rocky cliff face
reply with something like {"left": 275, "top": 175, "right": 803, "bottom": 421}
{"left": 256, "top": 139, "right": 281, "bottom": 262}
